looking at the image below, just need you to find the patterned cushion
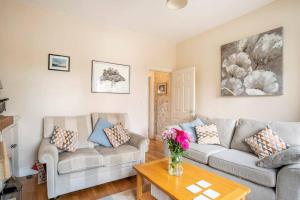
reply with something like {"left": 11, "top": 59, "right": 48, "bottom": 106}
{"left": 50, "top": 126, "right": 78, "bottom": 152}
{"left": 245, "top": 128, "right": 289, "bottom": 158}
{"left": 104, "top": 123, "right": 130, "bottom": 148}
{"left": 195, "top": 124, "right": 221, "bottom": 145}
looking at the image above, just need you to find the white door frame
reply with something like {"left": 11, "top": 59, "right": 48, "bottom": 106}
{"left": 147, "top": 69, "right": 172, "bottom": 139}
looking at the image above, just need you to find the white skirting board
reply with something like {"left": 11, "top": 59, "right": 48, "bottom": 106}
{"left": 19, "top": 166, "right": 38, "bottom": 177}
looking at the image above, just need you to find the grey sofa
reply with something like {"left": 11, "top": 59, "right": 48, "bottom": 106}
{"left": 38, "top": 113, "right": 149, "bottom": 199}
{"left": 164, "top": 118, "right": 300, "bottom": 200}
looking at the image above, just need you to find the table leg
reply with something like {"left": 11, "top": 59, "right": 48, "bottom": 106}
{"left": 136, "top": 173, "right": 143, "bottom": 200}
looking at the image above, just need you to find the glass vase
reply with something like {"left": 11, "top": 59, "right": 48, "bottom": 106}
{"left": 168, "top": 154, "right": 183, "bottom": 176}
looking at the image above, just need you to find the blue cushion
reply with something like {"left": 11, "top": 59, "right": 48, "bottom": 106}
{"left": 180, "top": 118, "right": 204, "bottom": 142}
{"left": 89, "top": 119, "right": 113, "bottom": 147}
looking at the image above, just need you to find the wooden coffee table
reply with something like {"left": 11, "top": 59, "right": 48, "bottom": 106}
{"left": 134, "top": 158, "right": 250, "bottom": 200}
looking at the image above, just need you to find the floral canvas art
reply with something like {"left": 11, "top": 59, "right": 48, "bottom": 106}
{"left": 221, "top": 27, "right": 283, "bottom": 96}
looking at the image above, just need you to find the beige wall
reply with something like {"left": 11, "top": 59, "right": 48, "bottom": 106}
{"left": 0, "top": 0, "right": 176, "bottom": 176}
{"left": 176, "top": 0, "right": 300, "bottom": 121}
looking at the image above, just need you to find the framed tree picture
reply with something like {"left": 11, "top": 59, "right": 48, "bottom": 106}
{"left": 91, "top": 60, "right": 130, "bottom": 94}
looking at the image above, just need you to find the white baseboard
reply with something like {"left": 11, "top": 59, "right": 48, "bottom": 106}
{"left": 18, "top": 166, "right": 38, "bottom": 177}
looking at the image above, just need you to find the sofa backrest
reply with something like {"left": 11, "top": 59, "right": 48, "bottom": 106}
{"left": 231, "top": 118, "right": 300, "bottom": 153}
{"left": 269, "top": 121, "right": 300, "bottom": 147}
{"left": 91, "top": 113, "right": 129, "bottom": 129}
{"left": 230, "top": 118, "right": 269, "bottom": 152}
{"left": 197, "top": 117, "right": 236, "bottom": 148}
{"left": 208, "top": 118, "right": 237, "bottom": 148}
{"left": 43, "top": 114, "right": 94, "bottom": 149}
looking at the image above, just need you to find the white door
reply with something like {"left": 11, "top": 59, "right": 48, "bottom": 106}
{"left": 171, "top": 67, "right": 195, "bottom": 124}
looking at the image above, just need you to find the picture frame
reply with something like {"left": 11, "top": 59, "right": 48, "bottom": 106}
{"left": 221, "top": 27, "right": 283, "bottom": 97}
{"left": 48, "top": 54, "right": 70, "bottom": 72}
{"left": 91, "top": 60, "right": 130, "bottom": 94}
{"left": 157, "top": 83, "right": 167, "bottom": 95}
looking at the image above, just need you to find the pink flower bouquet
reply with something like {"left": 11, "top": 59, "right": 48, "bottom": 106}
{"left": 162, "top": 128, "right": 191, "bottom": 176}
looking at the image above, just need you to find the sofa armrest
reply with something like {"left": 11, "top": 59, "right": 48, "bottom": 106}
{"left": 38, "top": 138, "right": 58, "bottom": 164}
{"left": 128, "top": 132, "right": 149, "bottom": 153}
{"left": 276, "top": 164, "right": 300, "bottom": 200}
{"left": 128, "top": 133, "right": 149, "bottom": 163}
{"left": 38, "top": 138, "right": 59, "bottom": 198}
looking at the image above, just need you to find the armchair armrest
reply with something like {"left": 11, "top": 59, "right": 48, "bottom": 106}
{"left": 276, "top": 164, "right": 300, "bottom": 200}
{"left": 38, "top": 138, "right": 59, "bottom": 198}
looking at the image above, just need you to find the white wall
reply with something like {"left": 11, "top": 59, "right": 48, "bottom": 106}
{"left": 176, "top": 0, "right": 300, "bottom": 121}
{"left": 0, "top": 0, "right": 176, "bottom": 176}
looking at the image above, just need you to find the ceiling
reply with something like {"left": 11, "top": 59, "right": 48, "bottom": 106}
{"left": 18, "top": 0, "right": 275, "bottom": 43}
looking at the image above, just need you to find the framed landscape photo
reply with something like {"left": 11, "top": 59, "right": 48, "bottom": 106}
{"left": 48, "top": 54, "right": 70, "bottom": 72}
{"left": 91, "top": 60, "right": 130, "bottom": 94}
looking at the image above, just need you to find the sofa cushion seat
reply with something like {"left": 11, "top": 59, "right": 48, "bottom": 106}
{"left": 58, "top": 148, "right": 103, "bottom": 175}
{"left": 185, "top": 143, "right": 227, "bottom": 164}
{"left": 96, "top": 144, "right": 140, "bottom": 167}
{"left": 209, "top": 149, "right": 277, "bottom": 187}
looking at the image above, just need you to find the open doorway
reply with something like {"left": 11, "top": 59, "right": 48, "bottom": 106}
{"left": 148, "top": 70, "right": 171, "bottom": 140}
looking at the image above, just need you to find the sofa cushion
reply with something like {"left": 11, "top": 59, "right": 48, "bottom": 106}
{"left": 58, "top": 148, "right": 103, "bottom": 174}
{"left": 257, "top": 146, "right": 300, "bottom": 169}
{"left": 270, "top": 121, "right": 300, "bottom": 147}
{"left": 50, "top": 126, "right": 78, "bottom": 152}
{"left": 88, "top": 119, "right": 113, "bottom": 147}
{"left": 195, "top": 124, "right": 220, "bottom": 145}
{"left": 197, "top": 116, "right": 237, "bottom": 148}
{"left": 180, "top": 118, "right": 204, "bottom": 142}
{"left": 91, "top": 113, "right": 128, "bottom": 129}
{"left": 185, "top": 143, "right": 227, "bottom": 164}
{"left": 96, "top": 144, "right": 140, "bottom": 166}
{"left": 104, "top": 123, "right": 131, "bottom": 148}
{"left": 231, "top": 118, "right": 269, "bottom": 152}
{"left": 44, "top": 115, "right": 94, "bottom": 149}
{"left": 209, "top": 149, "right": 277, "bottom": 187}
{"left": 245, "top": 128, "right": 289, "bottom": 158}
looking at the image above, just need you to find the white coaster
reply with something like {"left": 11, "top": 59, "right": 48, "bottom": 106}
{"left": 186, "top": 184, "right": 202, "bottom": 194}
{"left": 193, "top": 195, "right": 211, "bottom": 200}
{"left": 203, "top": 189, "right": 220, "bottom": 199}
{"left": 196, "top": 180, "right": 212, "bottom": 188}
